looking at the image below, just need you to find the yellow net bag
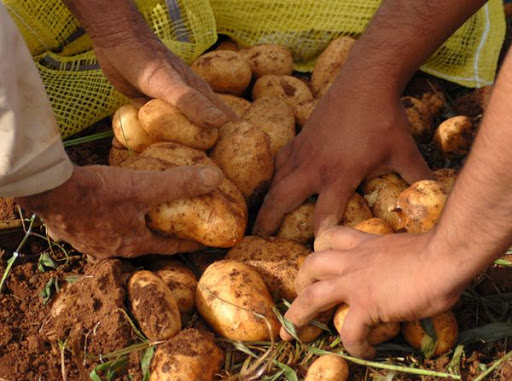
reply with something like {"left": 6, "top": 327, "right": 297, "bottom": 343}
{"left": 2, "top": 0, "right": 217, "bottom": 138}
{"left": 210, "top": 0, "right": 506, "bottom": 88}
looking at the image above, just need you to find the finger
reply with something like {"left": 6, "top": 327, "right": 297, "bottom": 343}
{"left": 188, "top": 76, "right": 239, "bottom": 122}
{"left": 391, "top": 139, "right": 432, "bottom": 184}
{"left": 339, "top": 306, "right": 376, "bottom": 359}
{"left": 280, "top": 278, "right": 346, "bottom": 341}
{"left": 142, "top": 231, "right": 203, "bottom": 255}
{"left": 253, "top": 170, "right": 314, "bottom": 235}
{"left": 314, "top": 183, "right": 354, "bottom": 235}
{"left": 295, "top": 250, "right": 347, "bottom": 294}
{"left": 314, "top": 226, "right": 370, "bottom": 252}
{"left": 274, "top": 142, "right": 293, "bottom": 172}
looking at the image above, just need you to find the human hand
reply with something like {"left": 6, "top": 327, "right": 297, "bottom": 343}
{"left": 15, "top": 165, "right": 223, "bottom": 259}
{"left": 254, "top": 76, "right": 431, "bottom": 235}
{"left": 280, "top": 226, "right": 463, "bottom": 358}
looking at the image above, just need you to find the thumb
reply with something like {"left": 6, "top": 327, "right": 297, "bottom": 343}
{"left": 391, "top": 141, "right": 432, "bottom": 184}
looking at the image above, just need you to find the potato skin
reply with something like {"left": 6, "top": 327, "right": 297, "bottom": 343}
{"left": 138, "top": 99, "right": 218, "bottom": 150}
{"left": 298, "top": 309, "right": 334, "bottom": 343}
{"left": 191, "top": 50, "right": 251, "bottom": 95}
{"left": 128, "top": 271, "right": 181, "bottom": 341}
{"left": 354, "top": 218, "right": 394, "bottom": 235}
{"left": 340, "top": 193, "right": 373, "bottom": 228}
{"left": 150, "top": 329, "right": 223, "bottom": 381}
{"left": 401, "top": 96, "right": 432, "bottom": 143}
{"left": 252, "top": 75, "right": 313, "bottom": 108}
{"left": 432, "top": 168, "right": 457, "bottom": 194}
{"left": 305, "top": 354, "right": 349, "bottom": 381}
{"left": 226, "top": 236, "right": 310, "bottom": 302}
{"left": 216, "top": 93, "right": 251, "bottom": 118}
{"left": 196, "top": 260, "right": 280, "bottom": 341}
{"left": 276, "top": 199, "right": 315, "bottom": 245}
{"left": 108, "top": 146, "right": 135, "bottom": 167}
{"left": 401, "top": 310, "right": 458, "bottom": 357}
{"left": 112, "top": 104, "right": 157, "bottom": 152}
{"left": 433, "top": 116, "right": 475, "bottom": 158}
{"left": 239, "top": 44, "right": 293, "bottom": 78}
{"left": 294, "top": 99, "right": 318, "bottom": 128}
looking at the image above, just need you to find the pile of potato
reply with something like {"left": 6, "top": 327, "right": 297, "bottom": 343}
{"left": 106, "top": 35, "right": 486, "bottom": 380}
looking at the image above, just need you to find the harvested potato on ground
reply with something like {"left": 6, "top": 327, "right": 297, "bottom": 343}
{"left": 191, "top": 50, "right": 251, "bottom": 95}
{"left": 401, "top": 96, "right": 432, "bottom": 143}
{"left": 362, "top": 173, "right": 409, "bottom": 231}
{"left": 128, "top": 271, "right": 181, "bottom": 341}
{"left": 354, "top": 218, "right": 394, "bottom": 235}
{"left": 433, "top": 116, "right": 475, "bottom": 158}
{"left": 196, "top": 260, "right": 280, "bottom": 341}
{"left": 252, "top": 75, "right": 313, "bottom": 108}
{"left": 112, "top": 104, "right": 157, "bottom": 152}
{"left": 276, "top": 199, "right": 315, "bottom": 245}
{"left": 401, "top": 310, "right": 458, "bottom": 357}
{"left": 239, "top": 44, "right": 293, "bottom": 78}
{"left": 305, "top": 354, "right": 349, "bottom": 381}
{"left": 216, "top": 93, "right": 251, "bottom": 118}
{"left": 215, "top": 38, "right": 239, "bottom": 52}
{"left": 396, "top": 180, "right": 447, "bottom": 233}
{"left": 108, "top": 146, "right": 135, "bottom": 167}
{"left": 432, "top": 168, "right": 457, "bottom": 194}
{"left": 150, "top": 329, "right": 223, "bottom": 381}
{"left": 242, "top": 97, "right": 296, "bottom": 156}
{"left": 294, "top": 99, "right": 318, "bottom": 128}
{"left": 226, "top": 236, "right": 310, "bottom": 302}
{"left": 210, "top": 123, "right": 274, "bottom": 207}
{"left": 421, "top": 91, "right": 446, "bottom": 117}
{"left": 311, "top": 36, "right": 356, "bottom": 98}
{"left": 138, "top": 99, "right": 218, "bottom": 150}
{"left": 299, "top": 309, "right": 334, "bottom": 343}
{"left": 340, "top": 193, "right": 373, "bottom": 228}
{"left": 122, "top": 143, "right": 247, "bottom": 247}
{"left": 454, "top": 85, "right": 492, "bottom": 117}
{"left": 334, "top": 304, "right": 400, "bottom": 346}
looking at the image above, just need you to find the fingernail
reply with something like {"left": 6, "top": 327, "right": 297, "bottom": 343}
{"left": 200, "top": 167, "right": 223, "bottom": 187}
{"left": 205, "top": 107, "right": 227, "bottom": 126}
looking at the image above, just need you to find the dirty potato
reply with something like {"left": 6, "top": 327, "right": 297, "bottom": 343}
{"left": 216, "top": 93, "right": 251, "bottom": 118}
{"left": 239, "top": 44, "right": 294, "bottom": 78}
{"left": 276, "top": 199, "right": 315, "bottom": 245}
{"left": 354, "top": 218, "right": 394, "bottom": 235}
{"left": 294, "top": 99, "right": 318, "bottom": 128}
{"left": 252, "top": 74, "right": 313, "bottom": 108}
{"left": 433, "top": 116, "right": 475, "bottom": 158}
{"left": 340, "top": 193, "right": 373, "bottom": 228}
{"left": 298, "top": 309, "right": 335, "bottom": 343}
{"left": 305, "top": 354, "right": 349, "bottom": 381}
{"left": 401, "top": 96, "right": 432, "bottom": 143}
{"left": 432, "top": 168, "right": 457, "bottom": 194}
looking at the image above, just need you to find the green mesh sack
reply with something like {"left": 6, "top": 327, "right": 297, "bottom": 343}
{"left": 2, "top": 0, "right": 217, "bottom": 138}
{"left": 210, "top": 0, "right": 506, "bottom": 88}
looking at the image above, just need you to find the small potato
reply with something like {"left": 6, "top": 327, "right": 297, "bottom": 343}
{"left": 340, "top": 193, "right": 373, "bottom": 228}
{"left": 242, "top": 97, "right": 296, "bottom": 156}
{"left": 196, "top": 260, "right": 280, "bottom": 341}
{"left": 226, "top": 236, "right": 310, "bottom": 302}
{"left": 298, "top": 309, "right": 334, "bottom": 343}
{"left": 128, "top": 271, "right": 181, "bottom": 341}
{"left": 150, "top": 329, "right": 223, "bottom": 381}
{"left": 354, "top": 218, "right": 394, "bottom": 235}
{"left": 138, "top": 99, "right": 218, "bottom": 150}
{"left": 215, "top": 38, "right": 239, "bottom": 52}
{"left": 305, "top": 354, "right": 349, "bottom": 381}
{"left": 239, "top": 44, "right": 293, "bottom": 78}
{"left": 454, "top": 85, "right": 492, "bottom": 117}
{"left": 421, "top": 91, "right": 446, "bottom": 117}
{"left": 210, "top": 123, "right": 274, "bottom": 207}
{"left": 432, "top": 168, "right": 457, "bottom": 194}
{"left": 252, "top": 75, "right": 313, "bottom": 108}
{"left": 216, "top": 93, "right": 251, "bottom": 118}
{"left": 433, "top": 116, "right": 475, "bottom": 158}
{"left": 112, "top": 104, "right": 157, "bottom": 152}
{"left": 311, "top": 36, "right": 356, "bottom": 98}
{"left": 191, "top": 51, "right": 251, "bottom": 95}
{"left": 294, "top": 99, "right": 318, "bottom": 128}
{"left": 401, "top": 96, "right": 432, "bottom": 143}
{"left": 396, "top": 180, "right": 447, "bottom": 233}
{"left": 401, "top": 310, "right": 458, "bottom": 357}
{"left": 276, "top": 199, "right": 315, "bottom": 245}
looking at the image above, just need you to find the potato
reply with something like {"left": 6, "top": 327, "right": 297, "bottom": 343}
{"left": 401, "top": 310, "right": 458, "bottom": 357}
{"left": 242, "top": 97, "right": 296, "bottom": 156}
{"left": 216, "top": 93, "right": 251, "bottom": 118}
{"left": 395, "top": 180, "right": 447, "bottom": 233}
{"left": 108, "top": 146, "right": 135, "bottom": 167}
{"left": 305, "top": 354, "right": 349, "bottom": 381}
{"left": 354, "top": 218, "right": 394, "bottom": 235}
{"left": 215, "top": 38, "right": 239, "bottom": 52}
{"left": 276, "top": 199, "right": 315, "bottom": 245}
{"left": 252, "top": 75, "right": 313, "bottom": 108}
{"left": 340, "top": 193, "right": 373, "bottom": 228}
{"left": 298, "top": 309, "right": 334, "bottom": 343}
{"left": 226, "top": 236, "right": 310, "bottom": 302}
{"left": 362, "top": 173, "right": 409, "bottom": 231}
{"left": 239, "top": 44, "right": 293, "bottom": 78}
{"left": 122, "top": 142, "right": 247, "bottom": 247}
{"left": 421, "top": 91, "right": 446, "bottom": 117}
{"left": 294, "top": 99, "right": 318, "bottom": 128}
{"left": 311, "top": 36, "right": 356, "bottom": 98}
{"left": 138, "top": 99, "right": 218, "bottom": 150}
{"left": 210, "top": 122, "right": 274, "bottom": 207}
{"left": 191, "top": 50, "right": 251, "bottom": 96}
{"left": 196, "top": 260, "right": 280, "bottom": 341}
{"left": 454, "top": 85, "right": 492, "bottom": 117}
{"left": 432, "top": 168, "right": 457, "bottom": 194}
{"left": 0, "top": 197, "right": 16, "bottom": 220}
{"left": 128, "top": 271, "right": 181, "bottom": 341}
{"left": 401, "top": 96, "right": 432, "bottom": 143}
{"left": 334, "top": 304, "right": 399, "bottom": 346}
{"left": 112, "top": 104, "right": 157, "bottom": 152}
{"left": 433, "top": 116, "right": 475, "bottom": 158}
{"left": 150, "top": 329, "right": 223, "bottom": 381}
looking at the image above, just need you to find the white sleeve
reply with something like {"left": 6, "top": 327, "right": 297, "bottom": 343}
{"left": 0, "top": 3, "right": 73, "bottom": 198}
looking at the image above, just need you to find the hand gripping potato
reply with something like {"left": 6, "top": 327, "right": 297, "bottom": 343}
{"left": 216, "top": 93, "right": 251, "bottom": 118}
{"left": 276, "top": 199, "right": 315, "bottom": 245}
{"left": 340, "top": 193, "right": 373, "bottom": 228}
{"left": 298, "top": 309, "right": 334, "bottom": 343}
{"left": 112, "top": 104, "right": 157, "bottom": 152}
{"left": 196, "top": 260, "right": 280, "bottom": 341}
{"left": 150, "top": 329, "right": 223, "bottom": 381}
{"left": 138, "top": 99, "right": 218, "bottom": 150}
{"left": 252, "top": 75, "right": 313, "bottom": 108}
{"left": 128, "top": 271, "right": 181, "bottom": 341}
{"left": 433, "top": 116, "right": 475, "bottom": 158}
{"left": 305, "top": 354, "right": 349, "bottom": 381}
{"left": 311, "top": 36, "right": 356, "bottom": 98}
{"left": 239, "top": 44, "right": 294, "bottom": 78}
{"left": 401, "top": 96, "right": 433, "bottom": 144}
{"left": 401, "top": 310, "right": 458, "bottom": 357}
{"left": 354, "top": 218, "right": 394, "bottom": 235}
{"left": 191, "top": 50, "right": 252, "bottom": 96}
{"left": 226, "top": 236, "right": 310, "bottom": 302}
